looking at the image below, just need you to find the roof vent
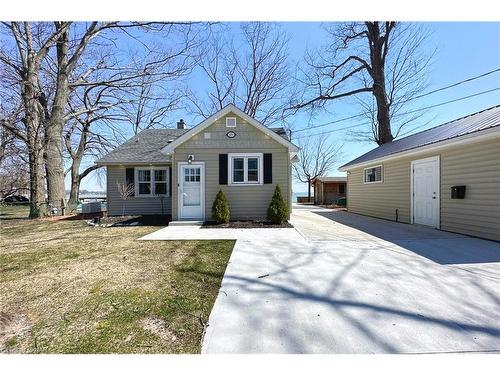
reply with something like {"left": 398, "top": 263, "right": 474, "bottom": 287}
{"left": 167, "top": 139, "right": 174, "bottom": 144}
{"left": 177, "top": 119, "right": 185, "bottom": 129}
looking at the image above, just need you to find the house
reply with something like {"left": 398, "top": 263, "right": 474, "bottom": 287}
{"left": 311, "top": 176, "right": 346, "bottom": 205}
{"left": 339, "top": 105, "right": 500, "bottom": 242}
{"left": 97, "top": 104, "right": 299, "bottom": 221}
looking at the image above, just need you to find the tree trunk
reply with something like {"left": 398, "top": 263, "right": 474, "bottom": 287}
{"left": 22, "top": 69, "right": 47, "bottom": 218}
{"left": 307, "top": 179, "right": 312, "bottom": 201}
{"left": 44, "top": 29, "right": 70, "bottom": 214}
{"left": 44, "top": 119, "right": 66, "bottom": 212}
{"left": 367, "top": 22, "right": 394, "bottom": 145}
{"left": 67, "top": 158, "right": 81, "bottom": 211}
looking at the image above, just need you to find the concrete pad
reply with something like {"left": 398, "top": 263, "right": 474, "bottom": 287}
{"left": 141, "top": 205, "right": 500, "bottom": 353}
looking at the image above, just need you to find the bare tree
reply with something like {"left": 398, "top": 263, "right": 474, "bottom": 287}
{"left": 116, "top": 181, "right": 134, "bottom": 217}
{"left": 1, "top": 22, "right": 200, "bottom": 216}
{"left": 290, "top": 22, "right": 432, "bottom": 145}
{"left": 188, "top": 22, "right": 292, "bottom": 126}
{"left": 0, "top": 22, "right": 64, "bottom": 216}
{"left": 293, "top": 135, "right": 343, "bottom": 201}
{"left": 0, "top": 127, "right": 29, "bottom": 198}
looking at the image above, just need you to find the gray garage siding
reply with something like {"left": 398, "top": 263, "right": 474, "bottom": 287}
{"left": 172, "top": 112, "right": 291, "bottom": 220}
{"left": 106, "top": 165, "right": 172, "bottom": 216}
{"left": 346, "top": 137, "right": 500, "bottom": 241}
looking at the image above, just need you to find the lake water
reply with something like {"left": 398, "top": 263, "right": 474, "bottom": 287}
{"left": 292, "top": 192, "right": 312, "bottom": 203}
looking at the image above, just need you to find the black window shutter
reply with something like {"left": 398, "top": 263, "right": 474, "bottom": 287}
{"left": 219, "top": 154, "right": 228, "bottom": 185}
{"left": 264, "top": 153, "right": 272, "bottom": 184}
{"left": 169, "top": 166, "right": 172, "bottom": 196}
{"left": 125, "top": 168, "right": 135, "bottom": 197}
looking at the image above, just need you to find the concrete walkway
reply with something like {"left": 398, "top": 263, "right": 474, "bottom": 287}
{"left": 140, "top": 205, "right": 500, "bottom": 353}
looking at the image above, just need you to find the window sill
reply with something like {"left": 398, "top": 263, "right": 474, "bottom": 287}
{"left": 135, "top": 194, "right": 170, "bottom": 198}
{"left": 228, "top": 182, "right": 263, "bottom": 186}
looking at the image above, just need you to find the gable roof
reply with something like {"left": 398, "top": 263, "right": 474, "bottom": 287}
{"left": 96, "top": 126, "right": 291, "bottom": 165}
{"left": 96, "top": 129, "right": 188, "bottom": 165}
{"left": 340, "top": 105, "right": 500, "bottom": 171}
{"left": 160, "top": 104, "right": 299, "bottom": 155}
{"left": 312, "top": 176, "right": 347, "bottom": 184}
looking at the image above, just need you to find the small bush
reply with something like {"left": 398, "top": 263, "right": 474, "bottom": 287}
{"left": 267, "top": 185, "right": 289, "bottom": 224}
{"left": 212, "top": 189, "right": 230, "bottom": 224}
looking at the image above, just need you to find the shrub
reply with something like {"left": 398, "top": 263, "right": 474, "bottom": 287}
{"left": 212, "top": 189, "right": 230, "bottom": 224}
{"left": 267, "top": 185, "right": 289, "bottom": 224}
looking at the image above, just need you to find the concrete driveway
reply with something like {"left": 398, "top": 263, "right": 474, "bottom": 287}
{"left": 142, "top": 205, "right": 500, "bottom": 353}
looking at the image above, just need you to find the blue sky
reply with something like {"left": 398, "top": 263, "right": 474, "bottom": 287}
{"left": 80, "top": 22, "right": 500, "bottom": 193}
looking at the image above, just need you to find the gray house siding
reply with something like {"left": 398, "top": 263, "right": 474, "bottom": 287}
{"left": 346, "top": 137, "right": 500, "bottom": 241}
{"left": 172, "top": 112, "right": 291, "bottom": 221}
{"left": 106, "top": 165, "right": 172, "bottom": 216}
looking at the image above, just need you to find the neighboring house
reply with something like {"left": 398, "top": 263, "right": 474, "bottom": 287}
{"left": 339, "top": 105, "right": 500, "bottom": 242}
{"left": 97, "top": 104, "right": 299, "bottom": 221}
{"left": 311, "top": 177, "right": 346, "bottom": 205}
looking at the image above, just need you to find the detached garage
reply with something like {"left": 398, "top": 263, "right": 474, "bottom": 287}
{"left": 311, "top": 176, "right": 346, "bottom": 205}
{"left": 339, "top": 106, "right": 500, "bottom": 242}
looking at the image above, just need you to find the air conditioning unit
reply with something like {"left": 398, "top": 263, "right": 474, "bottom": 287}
{"left": 82, "top": 201, "right": 103, "bottom": 214}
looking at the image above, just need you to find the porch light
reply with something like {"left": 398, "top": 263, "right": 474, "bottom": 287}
{"left": 187, "top": 155, "right": 194, "bottom": 164}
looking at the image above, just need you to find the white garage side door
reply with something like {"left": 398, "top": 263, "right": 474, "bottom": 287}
{"left": 412, "top": 156, "right": 440, "bottom": 228}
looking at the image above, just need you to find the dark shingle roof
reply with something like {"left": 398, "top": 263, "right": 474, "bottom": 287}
{"left": 340, "top": 105, "right": 500, "bottom": 169}
{"left": 97, "top": 127, "right": 290, "bottom": 164}
{"left": 314, "top": 176, "right": 347, "bottom": 183}
{"left": 97, "top": 129, "right": 188, "bottom": 164}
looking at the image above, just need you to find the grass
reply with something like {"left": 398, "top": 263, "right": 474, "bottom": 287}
{"left": 0, "top": 204, "right": 234, "bottom": 353}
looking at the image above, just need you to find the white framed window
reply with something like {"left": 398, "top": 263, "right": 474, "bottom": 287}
{"left": 363, "top": 165, "right": 383, "bottom": 184}
{"left": 135, "top": 167, "right": 169, "bottom": 196}
{"left": 226, "top": 117, "right": 237, "bottom": 128}
{"left": 228, "top": 153, "right": 263, "bottom": 185}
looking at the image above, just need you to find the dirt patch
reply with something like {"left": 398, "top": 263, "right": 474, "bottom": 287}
{"left": 0, "top": 312, "right": 30, "bottom": 352}
{"left": 141, "top": 317, "right": 178, "bottom": 342}
{"left": 203, "top": 220, "right": 293, "bottom": 229}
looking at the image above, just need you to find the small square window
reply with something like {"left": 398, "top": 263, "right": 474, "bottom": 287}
{"left": 364, "top": 166, "right": 383, "bottom": 183}
{"left": 226, "top": 117, "right": 236, "bottom": 127}
{"left": 136, "top": 168, "right": 168, "bottom": 196}
{"left": 229, "top": 154, "right": 263, "bottom": 185}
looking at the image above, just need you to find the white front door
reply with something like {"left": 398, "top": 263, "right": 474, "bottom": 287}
{"left": 412, "top": 156, "right": 440, "bottom": 228}
{"left": 178, "top": 163, "right": 204, "bottom": 220}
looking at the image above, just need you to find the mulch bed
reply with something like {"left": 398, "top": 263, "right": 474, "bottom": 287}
{"left": 202, "top": 220, "right": 293, "bottom": 229}
{"left": 88, "top": 215, "right": 171, "bottom": 227}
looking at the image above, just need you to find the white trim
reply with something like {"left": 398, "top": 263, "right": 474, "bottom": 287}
{"left": 177, "top": 162, "right": 205, "bottom": 220}
{"left": 225, "top": 117, "right": 237, "bottom": 127}
{"left": 160, "top": 104, "right": 299, "bottom": 155}
{"left": 339, "top": 126, "right": 500, "bottom": 172}
{"left": 228, "top": 153, "right": 264, "bottom": 186}
{"left": 135, "top": 166, "right": 170, "bottom": 197}
{"left": 410, "top": 155, "right": 440, "bottom": 229}
{"left": 363, "top": 165, "right": 383, "bottom": 184}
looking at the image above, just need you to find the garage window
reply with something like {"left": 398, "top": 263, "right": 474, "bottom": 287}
{"left": 364, "top": 165, "right": 383, "bottom": 184}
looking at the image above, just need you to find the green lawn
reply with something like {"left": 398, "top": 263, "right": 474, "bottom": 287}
{"left": 0, "top": 205, "right": 234, "bottom": 353}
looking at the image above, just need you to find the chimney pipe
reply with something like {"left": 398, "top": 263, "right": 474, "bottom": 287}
{"left": 177, "top": 119, "right": 185, "bottom": 129}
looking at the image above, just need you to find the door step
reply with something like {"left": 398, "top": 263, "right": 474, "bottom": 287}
{"left": 169, "top": 220, "right": 204, "bottom": 227}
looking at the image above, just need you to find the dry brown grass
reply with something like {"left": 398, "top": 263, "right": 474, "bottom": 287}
{"left": 0, "top": 205, "right": 234, "bottom": 353}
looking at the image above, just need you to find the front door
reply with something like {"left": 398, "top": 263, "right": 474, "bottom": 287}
{"left": 178, "top": 163, "right": 204, "bottom": 220}
{"left": 412, "top": 157, "right": 439, "bottom": 228}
